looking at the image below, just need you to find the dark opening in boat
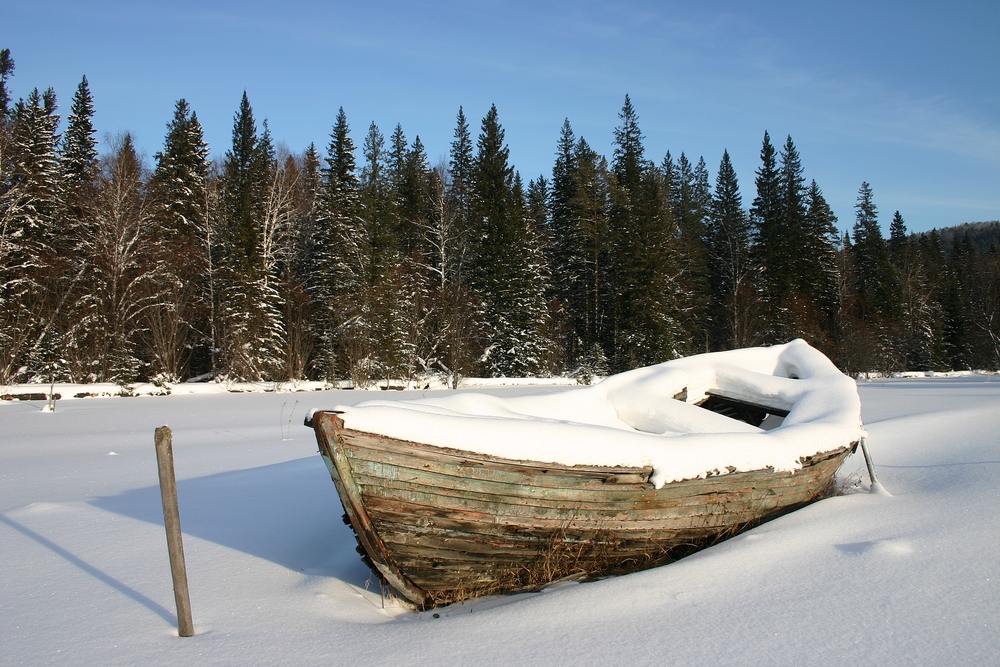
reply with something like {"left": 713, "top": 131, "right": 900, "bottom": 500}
{"left": 696, "top": 393, "right": 790, "bottom": 428}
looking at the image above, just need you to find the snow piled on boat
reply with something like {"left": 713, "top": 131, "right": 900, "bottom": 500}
{"left": 332, "top": 339, "right": 865, "bottom": 487}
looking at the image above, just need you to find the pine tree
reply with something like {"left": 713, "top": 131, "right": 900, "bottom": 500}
{"left": 850, "top": 182, "right": 903, "bottom": 371}
{"left": 888, "top": 210, "right": 908, "bottom": 263}
{"left": 4, "top": 87, "right": 67, "bottom": 381}
{"left": 469, "top": 105, "right": 553, "bottom": 376}
{"left": 607, "top": 96, "right": 686, "bottom": 369}
{"left": 311, "top": 106, "right": 361, "bottom": 381}
{"left": 446, "top": 106, "right": 474, "bottom": 275}
{"left": 749, "top": 131, "right": 781, "bottom": 338}
{"left": 670, "top": 152, "right": 712, "bottom": 351}
{"left": 799, "top": 179, "right": 841, "bottom": 347}
{"left": 53, "top": 77, "right": 103, "bottom": 379}
{"left": 0, "top": 50, "right": 24, "bottom": 381}
{"left": 340, "top": 119, "right": 421, "bottom": 387}
{"left": 852, "top": 182, "right": 901, "bottom": 322}
{"left": 885, "top": 211, "right": 938, "bottom": 370}
{"left": 0, "top": 49, "right": 13, "bottom": 128}
{"left": 706, "top": 149, "right": 758, "bottom": 349}
{"left": 571, "top": 138, "right": 611, "bottom": 356}
{"left": 549, "top": 119, "right": 578, "bottom": 313}
{"left": 396, "top": 135, "right": 432, "bottom": 255}
{"left": 146, "top": 99, "right": 212, "bottom": 379}
{"left": 216, "top": 93, "right": 285, "bottom": 380}
{"left": 60, "top": 76, "right": 98, "bottom": 228}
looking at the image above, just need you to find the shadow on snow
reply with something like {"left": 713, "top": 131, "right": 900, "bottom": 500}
{"left": 90, "top": 457, "right": 373, "bottom": 589}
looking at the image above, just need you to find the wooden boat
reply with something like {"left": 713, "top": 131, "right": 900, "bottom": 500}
{"left": 305, "top": 340, "right": 863, "bottom": 609}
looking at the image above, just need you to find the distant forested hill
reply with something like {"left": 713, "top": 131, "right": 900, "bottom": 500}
{"left": 919, "top": 221, "right": 1000, "bottom": 256}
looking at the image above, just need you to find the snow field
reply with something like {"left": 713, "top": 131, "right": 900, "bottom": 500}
{"left": 1, "top": 376, "right": 998, "bottom": 666}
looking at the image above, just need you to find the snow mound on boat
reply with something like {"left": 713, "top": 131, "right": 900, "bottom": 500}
{"left": 331, "top": 339, "right": 864, "bottom": 487}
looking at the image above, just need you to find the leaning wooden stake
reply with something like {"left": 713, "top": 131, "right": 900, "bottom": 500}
{"left": 154, "top": 426, "right": 194, "bottom": 637}
{"left": 859, "top": 436, "right": 888, "bottom": 495}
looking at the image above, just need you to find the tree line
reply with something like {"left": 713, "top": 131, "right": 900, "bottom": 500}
{"left": 1, "top": 49, "right": 997, "bottom": 387}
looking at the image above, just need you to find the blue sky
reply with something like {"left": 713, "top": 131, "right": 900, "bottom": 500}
{"left": 4, "top": 0, "right": 998, "bottom": 233}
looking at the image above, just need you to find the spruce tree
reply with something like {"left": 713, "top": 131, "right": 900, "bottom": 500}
{"left": 282, "top": 142, "right": 322, "bottom": 379}
{"left": 0, "top": 48, "right": 13, "bottom": 128}
{"left": 6, "top": 87, "right": 66, "bottom": 381}
{"left": 388, "top": 123, "right": 408, "bottom": 189}
{"left": 359, "top": 121, "right": 396, "bottom": 281}
{"left": 779, "top": 136, "right": 808, "bottom": 284}
{"left": 852, "top": 182, "right": 901, "bottom": 321}
{"left": 60, "top": 76, "right": 98, "bottom": 229}
{"left": 849, "top": 182, "right": 904, "bottom": 371}
{"left": 386, "top": 124, "right": 412, "bottom": 252}
{"left": 568, "top": 137, "right": 611, "bottom": 360}
{"left": 887, "top": 211, "right": 939, "bottom": 370}
{"left": 549, "top": 119, "right": 578, "bottom": 314}
{"left": 446, "top": 106, "right": 474, "bottom": 268}
{"left": 706, "top": 149, "right": 757, "bottom": 349}
{"left": 52, "top": 77, "right": 100, "bottom": 376}
{"left": 549, "top": 120, "right": 613, "bottom": 368}
{"left": 345, "top": 119, "right": 419, "bottom": 386}
{"left": 217, "top": 93, "right": 285, "bottom": 380}
{"left": 802, "top": 179, "right": 840, "bottom": 327}
{"left": 0, "top": 52, "right": 33, "bottom": 382}
{"left": 396, "top": 135, "right": 432, "bottom": 254}
{"left": 151, "top": 100, "right": 210, "bottom": 243}
{"left": 771, "top": 135, "right": 810, "bottom": 337}
{"left": 888, "top": 210, "right": 908, "bottom": 263}
{"left": 607, "top": 96, "right": 686, "bottom": 369}
{"left": 469, "top": 105, "right": 553, "bottom": 376}
{"left": 670, "top": 153, "right": 712, "bottom": 351}
{"left": 750, "top": 131, "right": 781, "bottom": 338}
{"left": 311, "top": 106, "right": 361, "bottom": 381}
{"left": 147, "top": 99, "right": 212, "bottom": 379}
{"left": 9, "top": 88, "right": 62, "bottom": 249}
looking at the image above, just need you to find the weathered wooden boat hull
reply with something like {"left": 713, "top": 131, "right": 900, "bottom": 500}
{"left": 307, "top": 409, "right": 855, "bottom": 609}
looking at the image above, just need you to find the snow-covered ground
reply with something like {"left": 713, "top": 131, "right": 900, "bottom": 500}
{"left": 2, "top": 375, "right": 998, "bottom": 666}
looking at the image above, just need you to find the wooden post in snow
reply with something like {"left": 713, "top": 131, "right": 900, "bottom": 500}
{"left": 154, "top": 425, "right": 194, "bottom": 637}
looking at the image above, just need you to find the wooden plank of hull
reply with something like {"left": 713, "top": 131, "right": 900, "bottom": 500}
{"left": 308, "top": 410, "right": 853, "bottom": 609}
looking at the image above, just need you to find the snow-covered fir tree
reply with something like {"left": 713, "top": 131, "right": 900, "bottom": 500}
{"left": 146, "top": 98, "right": 212, "bottom": 380}
{"left": 4, "top": 86, "right": 67, "bottom": 382}
{"left": 310, "top": 107, "right": 362, "bottom": 381}
{"left": 706, "top": 149, "right": 759, "bottom": 350}
{"left": 469, "top": 105, "right": 555, "bottom": 377}
{"left": 216, "top": 93, "right": 285, "bottom": 381}
{"left": 607, "top": 96, "right": 688, "bottom": 370}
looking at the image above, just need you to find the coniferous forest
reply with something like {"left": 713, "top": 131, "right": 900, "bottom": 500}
{"left": 2, "top": 49, "right": 998, "bottom": 387}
